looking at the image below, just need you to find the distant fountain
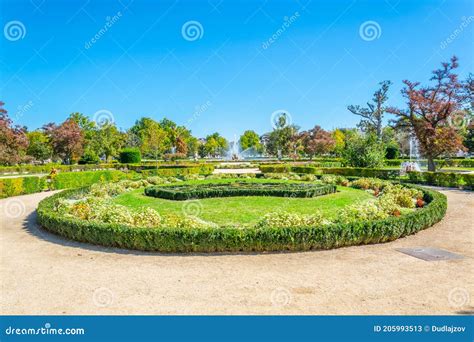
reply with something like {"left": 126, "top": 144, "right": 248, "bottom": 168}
{"left": 224, "top": 134, "right": 264, "bottom": 161}
{"left": 401, "top": 135, "right": 421, "bottom": 174}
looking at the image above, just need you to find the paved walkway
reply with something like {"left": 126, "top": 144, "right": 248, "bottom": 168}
{"left": 0, "top": 188, "right": 472, "bottom": 315}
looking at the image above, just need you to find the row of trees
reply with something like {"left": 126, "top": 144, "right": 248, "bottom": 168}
{"left": 1, "top": 57, "right": 472, "bottom": 171}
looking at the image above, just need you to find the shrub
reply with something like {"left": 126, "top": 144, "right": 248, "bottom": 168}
{"left": 163, "top": 153, "right": 187, "bottom": 161}
{"left": 145, "top": 182, "right": 337, "bottom": 200}
{"left": 342, "top": 134, "right": 386, "bottom": 168}
{"left": 407, "top": 171, "right": 474, "bottom": 190}
{"left": 51, "top": 170, "right": 130, "bottom": 190}
{"left": 321, "top": 168, "right": 399, "bottom": 180}
{"left": 385, "top": 144, "right": 400, "bottom": 160}
{"left": 78, "top": 151, "right": 100, "bottom": 164}
{"left": 255, "top": 211, "right": 328, "bottom": 228}
{"left": 119, "top": 148, "right": 142, "bottom": 163}
{"left": 141, "top": 164, "right": 214, "bottom": 177}
{"left": 0, "top": 176, "right": 46, "bottom": 198}
{"left": 37, "top": 185, "right": 447, "bottom": 253}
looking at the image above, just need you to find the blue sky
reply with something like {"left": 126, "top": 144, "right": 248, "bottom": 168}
{"left": 0, "top": 0, "right": 472, "bottom": 139}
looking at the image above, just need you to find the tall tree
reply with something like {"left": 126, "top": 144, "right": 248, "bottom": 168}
{"left": 45, "top": 119, "right": 84, "bottom": 164}
{"left": 203, "top": 133, "right": 228, "bottom": 157}
{"left": 388, "top": 57, "right": 468, "bottom": 171}
{"left": 239, "top": 130, "right": 263, "bottom": 152}
{"left": 129, "top": 118, "right": 167, "bottom": 159}
{"left": 27, "top": 130, "right": 52, "bottom": 163}
{"left": 0, "top": 101, "right": 28, "bottom": 165}
{"left": 348, "top": 80, "right": 391, "bottom": 140}
{"left": 264, "top": 113, "right": 299, "bottom": 159}
{"left": 299, "top": 125, "right": 335, "bottom": 158}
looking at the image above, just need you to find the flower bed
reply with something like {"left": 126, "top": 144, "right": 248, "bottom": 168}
{"left": 144, "top": 182, "right": 336, "bottom": 200}
{"left": 36, "top": 177, "right": 447, "bottom": 253}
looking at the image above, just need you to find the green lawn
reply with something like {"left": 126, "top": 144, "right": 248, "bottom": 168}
{"left": 112, "top": 182, "right": 372, "bottom": 226}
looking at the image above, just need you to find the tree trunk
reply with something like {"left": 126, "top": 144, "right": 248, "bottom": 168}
{"left": 427, "top": 156, "right": 436, "bottom": 172}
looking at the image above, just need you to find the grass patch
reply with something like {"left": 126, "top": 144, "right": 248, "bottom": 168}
{"left": 113, "top": 184, "right": 372, "bottom": 226}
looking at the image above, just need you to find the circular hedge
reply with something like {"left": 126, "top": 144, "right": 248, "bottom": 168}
{"left": 144, "top": 182, "right": 337, "bottom": 200}
{"left": 36, "top": 183, "right": 447, "bottom": 253}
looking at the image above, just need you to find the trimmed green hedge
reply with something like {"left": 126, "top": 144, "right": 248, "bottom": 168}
{"left": 144, "top": 182, "right": 336, "bottom": 200}
{"left": 141, "top": 164, "right": 214, "bottom": 177}
{"left": 384, "top": 158, "right": 474, "bottom": 168}
{"left": 51, "top": 170, "right": 133, "bottom": 189}
{"left": 37, "top": 185, "right": 446, "bottom": 253}
{"left": 0, "top": 176, "right": 47, "bottom": 198}
{"left": 320, "top": 168, "right": 400, "bottom": 180}
{"left": 406, "top": 171, "right": 474, "bottom": 190}
{"left": 259, "top": 164, "right": 323, "bottom": 174}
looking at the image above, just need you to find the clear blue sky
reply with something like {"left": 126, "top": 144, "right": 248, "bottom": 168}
{"left": 1, "top": 0, "right": 472, "bottom": 140}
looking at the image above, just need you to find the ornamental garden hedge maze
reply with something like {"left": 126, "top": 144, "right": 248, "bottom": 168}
{"left": 144, "top": 182, "right": 337, "bottom": 200}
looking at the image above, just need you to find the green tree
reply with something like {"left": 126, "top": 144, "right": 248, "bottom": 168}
{"left": 239, "top": 130, "right": 263, "bottom": 152}
{"left": 264, "top": 114, "right": 299, "bottom": 159}
{"left": 348, "top": 80, "right": 391, "bottom": 140}
{"left": 203, "top": 133, "right": 228, "bottom": 157}
{"left": 342, "top": 132, "right": 385, "bottom": 168}
{"left": 26, "top": 131, "right": 52, "bottom": 163}
{"left": 129, "top": 118, "right": 167, "bottom": 159}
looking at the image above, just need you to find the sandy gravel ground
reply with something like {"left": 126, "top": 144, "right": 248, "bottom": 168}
{"left": 0, "top": 188, "right": 472, "bottom": 315}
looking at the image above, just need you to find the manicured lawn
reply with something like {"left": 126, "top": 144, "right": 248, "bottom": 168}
{"left": 112, "top": 182, "right": 372, "bottom": 226}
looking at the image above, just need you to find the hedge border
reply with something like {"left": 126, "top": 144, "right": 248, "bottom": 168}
{"left": 144, "top": 182, "right": 337, "bottom": 200}
{"left": 37, "top": 184, "right": 447, "bottom": 253}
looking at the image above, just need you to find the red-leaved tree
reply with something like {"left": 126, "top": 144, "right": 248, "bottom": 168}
{"left": 44, "top": 119, "right": 84, "bottom": 164}
{"left": 299, "top": 125, "right": 336, "bottom": 158}
{"left": 0, "top": 101, "right": 28, "bottom": 165}
{"left": 388, "top": 56, "right": 468, "bottom": 171}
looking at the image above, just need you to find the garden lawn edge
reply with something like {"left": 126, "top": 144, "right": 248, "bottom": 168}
{"left": 36, "top": 184, "right": 447, "bottom": 253}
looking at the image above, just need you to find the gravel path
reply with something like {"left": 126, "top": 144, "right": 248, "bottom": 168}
{"left": 0, "top": 188, "right": 472, "bottom": 315}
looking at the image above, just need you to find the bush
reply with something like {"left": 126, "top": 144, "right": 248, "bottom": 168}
{"left": 407, "top": 171, "right": 474, "bottom": 190}
{"left": 342, "top": 134, "right": 385, "bottom": 168}
{"left": 321, "top": 167, "right": 399, "bottom": 179}
{"left": 145, "top": 182, "right": 337, "bottom": 200}
{"left": 37, "top": 185, "right": 447, "bottom": 253}
{"left": 259, "top": 164, "right": 322, "bottom": 175}
{"left": 51, "top": 170, "right": 131, "bottom": 190}
{"left": 0, "top": 176, "right": 46, "bottom": 198}
{"left": 119, "top": 148, "right": 141, "bottom": 163}
{"left": 141, "top": 164, "right": 214, "bottom": 177}
{"left": 163, "top": 153, "right": 187, "bottom": 161}
{"left": 385, "top": 144, "right": 400, "bottom": 160}
{"left": 78, "top": 151, "right": 100, "bottom": 164}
